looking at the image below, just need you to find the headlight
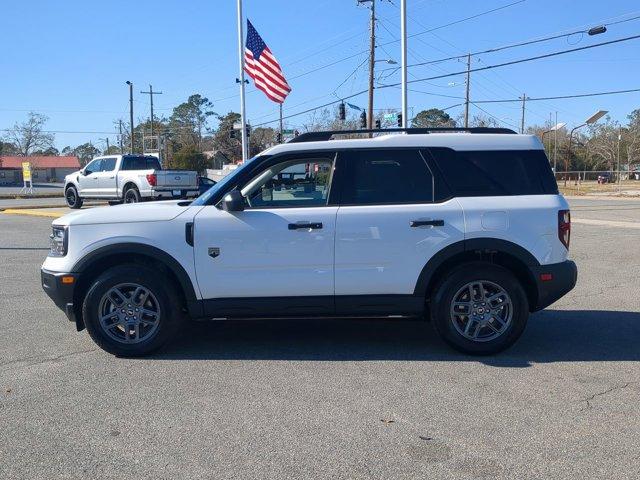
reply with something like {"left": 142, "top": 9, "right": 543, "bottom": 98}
{"left": 49, "top": 226, "right": 68, "bottom": 257}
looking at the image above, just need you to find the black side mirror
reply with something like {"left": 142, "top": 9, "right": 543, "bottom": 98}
{"left": 221, "top": 189, "right": 245, "bottom": 212}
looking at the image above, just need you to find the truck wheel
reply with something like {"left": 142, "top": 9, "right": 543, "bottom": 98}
{"left": 65, "top": 186, "right": 83, "bottom": 209}
{"left": 124, "top": 187, "right": 141, "bottom": 203}
{"left": 82, "top": 264, "right": 183, "bottom": 356}
{"left": 430, "top": 262, "right": 529, "bottom": 355}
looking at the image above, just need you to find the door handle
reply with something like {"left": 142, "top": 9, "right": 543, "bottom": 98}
{"left": 288, "top": 222, "right": 323, "bottom": 230}
{"left": 410, "top": 219, "right": 444, "bottom": 227}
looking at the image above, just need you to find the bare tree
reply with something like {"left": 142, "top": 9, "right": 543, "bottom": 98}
{"left": 4, "top": 112, "right": 55, "bottom": 157}
{"left": 588, "top": 117, "right": 620, "bottom": 170}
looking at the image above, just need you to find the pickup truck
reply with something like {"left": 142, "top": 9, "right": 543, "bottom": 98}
{"left": 64, "top": 154, "right": 199, "bottom": 208}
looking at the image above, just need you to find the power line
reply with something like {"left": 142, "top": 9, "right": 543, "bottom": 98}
{"left": 381, "top": 33, "right": 640, "bottom": 88}
{"left": 383, "top": 13, "right": 640, "bottom": 71}
{"left": 253, "top": 33, "right": 640, "bottom": 127}
{"left": 472, "top": 87, "right": 640, "bottom": 103}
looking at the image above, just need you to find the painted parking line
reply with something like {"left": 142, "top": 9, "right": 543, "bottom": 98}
{"left": 572, "top": 218, "right": 640, "bottom": 229}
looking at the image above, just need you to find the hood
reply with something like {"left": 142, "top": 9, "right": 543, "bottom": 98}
{"left": 53, "top": 200, "right": 193, "bottom": 226}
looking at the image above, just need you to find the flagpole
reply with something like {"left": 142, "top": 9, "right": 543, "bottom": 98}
{"left": 279, "top": 103, "right": 283, "bottom": 141}
{"left": 400, "top": 0, "right": 408, "bottom": 128}
{"left": 236, "top": 0, "right": 248, "bottom": 163}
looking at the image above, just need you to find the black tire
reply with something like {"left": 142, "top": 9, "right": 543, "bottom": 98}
{"left": 430, "top": 262, "right": 529, "bottom": 355}
{"left": 65, "top": 186, "right": 83, "bottom": 209}
{"left": 82, "top": 264, "right": 184, "bottom": 356}
{"left": 123, "top": 186, "right": 141, "bottom": 204}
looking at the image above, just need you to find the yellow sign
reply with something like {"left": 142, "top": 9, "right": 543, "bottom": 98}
{"left": 22, "top": 162, "right": 32, "bottom": 182}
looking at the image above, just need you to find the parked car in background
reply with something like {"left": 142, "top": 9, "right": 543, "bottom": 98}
{"left": 198, "top": 176, "right": 217, "bottom": 196}
{"left": 64, "top": 155, "right": 199, "bottom": 208}
{"left": 597, "top": 172, "right": 612, "bottom": 184}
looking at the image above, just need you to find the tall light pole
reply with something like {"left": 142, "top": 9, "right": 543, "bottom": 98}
{"left": 400, "top": 0, "right": 408, "bottom": 128}
{"left": 236, "top": 0, "right": 248, "bottom": 163}
{"left": 567, "top": 110, "right": 608, "bottom": 185}
{"left": 125, "top": 81, "right": 134, "bottom": 154}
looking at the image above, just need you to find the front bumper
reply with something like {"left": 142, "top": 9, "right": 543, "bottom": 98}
{"left": 530, "top": 260, "right": 577, "bottom": 311}
{"left": 41, "top": 268, "right": 78, "bottom": 324}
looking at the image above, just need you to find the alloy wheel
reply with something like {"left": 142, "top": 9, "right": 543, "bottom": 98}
{"left": 97, "top": 283, "right": 161, "bottom": 344}
{"left": 450, "top": 280, "right": 513, "bottom": 342}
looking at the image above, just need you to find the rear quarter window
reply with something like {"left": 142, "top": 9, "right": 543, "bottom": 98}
{"left": 121, "top": 156, "right": 161, "bottom": 171}
{"left": 428, "top": 148, "right": 558, "bottom": 196}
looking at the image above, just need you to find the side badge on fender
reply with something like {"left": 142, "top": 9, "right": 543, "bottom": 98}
{"left": 208, "top": 247, "right": 220, "bottom": 259}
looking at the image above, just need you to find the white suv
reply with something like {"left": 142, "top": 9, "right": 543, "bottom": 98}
{"left": 41, "top": 128, "right": 577, "bottom": 356}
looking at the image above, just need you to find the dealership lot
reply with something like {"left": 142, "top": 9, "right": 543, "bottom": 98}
{"left": 1, "top": 198, "right": 639, "bottom": 480}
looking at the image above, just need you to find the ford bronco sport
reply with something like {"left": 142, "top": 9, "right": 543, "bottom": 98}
{"left": 42, "top": 128, "right": 577, "bottom": 356}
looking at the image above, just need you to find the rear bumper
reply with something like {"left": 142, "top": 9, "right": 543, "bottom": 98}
{"left": 530, "top": 260, "right": 577, "bottom": 311}
{"left": 41, "top": 269, "right": 78, "bottom": 324}
{"left": 149, "top": 188, "right": 199, "bottom": 199}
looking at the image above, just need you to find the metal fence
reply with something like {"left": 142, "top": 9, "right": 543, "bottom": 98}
{"left": 555, "top": 170, "right": 640, "bottom": 195}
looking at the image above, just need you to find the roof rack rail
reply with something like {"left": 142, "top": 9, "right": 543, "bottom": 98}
{"left": 287, "top": 127, "right": 517, "bottom": 144}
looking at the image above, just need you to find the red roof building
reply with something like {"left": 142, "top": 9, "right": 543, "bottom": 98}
{"left": 0, "top": 156, "right": 80, "bottom": 169}
{"left": 0, "top": 156, "right": 81, "bottom": 184}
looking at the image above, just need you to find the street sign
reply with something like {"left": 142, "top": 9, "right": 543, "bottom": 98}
{"left": 383, "top": 113, "right": 397, "bottom": 121}
{"left": 22, "top": 162, "right": 31, "bottom": 182}
{"left": 282, "top": 129, "right": 295, "bottom": 135}
{"left": 20, "top": 162, "right": 35, "bottom": 195}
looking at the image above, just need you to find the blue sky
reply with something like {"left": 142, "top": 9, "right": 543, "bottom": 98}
{"left": 2, "top": 0, "right": 640, "bottom": 150}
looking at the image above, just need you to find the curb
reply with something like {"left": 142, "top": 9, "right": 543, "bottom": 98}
{"left": 2, "top": 209, "right": 64, "bottom": 218}
{"left": 0, "top": 194, "right": 63, "bottom": 200}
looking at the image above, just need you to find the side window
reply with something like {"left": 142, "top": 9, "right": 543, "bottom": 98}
{"left": 429, "top": 148, "right": 558, "bottom": 196}
{"left": 241, "top": 156, "right": 335, "bottom": 208}
{"left": 84, "top": 159, "right": 102, "bottom": 174}
{"left": 340, "top": 149, "right": 434, "bottom": 205}
{"left": 100, "top": 158, "right": 116, "bottom": 172}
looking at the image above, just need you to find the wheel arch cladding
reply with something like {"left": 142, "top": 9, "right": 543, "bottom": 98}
{"left": 71, "top": 243, "right": 199, "bottom": 330}
{"left": 415, "top": 238, "right": 540, "bottom": 312}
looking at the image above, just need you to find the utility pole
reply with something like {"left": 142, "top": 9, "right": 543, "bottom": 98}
{"left": 126, "top": 81, "right": 134, "bottom": 153}
{"left": 358, "top": 0, "right": 376, "bottom": 130}
{"left": 140, "top": 84, "right": 163, "bottom": 140}
{"left": 118, "top": 120, "right": 124, "bottom": 154}
{"left": 464, "top": 53, "right": 471, "bottom": 128}
{"left": 553, "top": 111, "right": 558, "bottom": 172}
{"left": 520, "top": 94, "right": 527, "bottom": 134}
{"left": 400, "top": 0, "right": 408, "bottom": 128}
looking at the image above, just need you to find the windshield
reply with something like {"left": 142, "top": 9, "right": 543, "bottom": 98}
{"left": 191, "top": 156, "right": 265, "bottom": 206}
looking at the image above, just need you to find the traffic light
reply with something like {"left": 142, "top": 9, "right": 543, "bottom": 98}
{"left": 294, "top": 130, "right": 300, "bottom": 137}
{"left": 360, "top": 110, "right": 367, "bottom": 129}
{"left": 246, "top": 125, "right": 251, "bottom": 138}
{"left": 397, "top": 113, "right": 403, "bottom": 127}
{"left": 276, "top": 132, "right": 282, "bottom": 143}
{"left": 375, "top": 119, "right": 381, "bottom": 129}
{"left": 338, "top": 102, "right": 346, "bottom": 121}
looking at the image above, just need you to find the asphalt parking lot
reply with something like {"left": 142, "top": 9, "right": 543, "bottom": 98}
{"left": 1, "top": 198, "right": 639, "bottom": 480}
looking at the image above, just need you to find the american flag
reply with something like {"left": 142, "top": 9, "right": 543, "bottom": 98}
{"left": 244, "top": 20, "right": 291, "bottom": 104}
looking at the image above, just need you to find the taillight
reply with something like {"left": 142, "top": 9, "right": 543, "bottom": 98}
{"left": 146, "top": 174, "right": 157, "bottom": 187}
{"left": 558, "top": 209, "right": 571, "bottom": 250}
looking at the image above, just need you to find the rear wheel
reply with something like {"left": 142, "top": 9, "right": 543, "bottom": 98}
{"left": 65, "top": 186, "right": 83, "bottom": 209}
{"left": 123, "top": 186, "right": 141, "bottom": 204}
{"left": 430, "top": 262, "right": 529, "bottom": 355}
{"left": 82, "top": 265, "right": 183, "bottom": 356}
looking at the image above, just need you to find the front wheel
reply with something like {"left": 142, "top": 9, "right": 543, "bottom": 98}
{"left": 65, "top": 186, "right": 83, "bottom": 209}
{"left": 430, "top": 262, "right": 529, "bottom": 355}
{"left": 82, "top": 265, "right": 183, "bottom": 356}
